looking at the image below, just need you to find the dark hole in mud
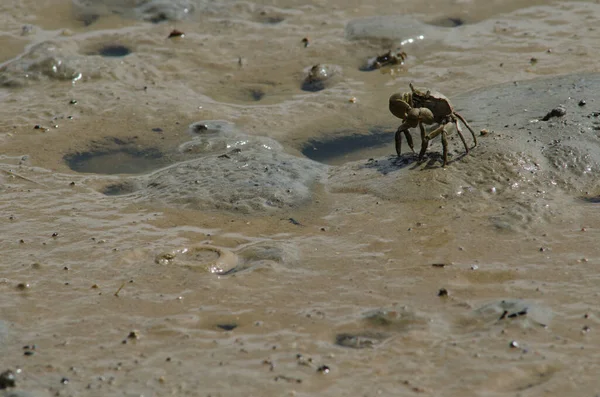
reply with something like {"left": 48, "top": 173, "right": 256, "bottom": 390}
{"left": 301, "top": 80, "right": 326, "bottom": 92}
{"left": 257, "top": 12, "right": 285, "bottom": 24}
{"left": 302, "top": 127, "right": 392, "bottom": 164}
{"left": 80, "top": 14, "right": 99, "bottom": 26}
{"left": 581, "top": 195, "right": 600, "bottom": 203}
{"left": 428, "top": 17, "right": 465, "bottom": 27}
{"left": 101, "top": 181, "right": 139, "bottom": 196}
{"left": 148, "top": 12, "right": 170, "bottom": 23}
{"left": 98, "top": 44, "right": 132, "bottom": 57}
{"left": 64, "top": 140, "right": 167, "bottom": 175}
{"left": 217, "top": 323, "right": 238, "bottom": 331}
{"left": 335, "top": 332, "right": 389, "bottom": 349}
{"left": 247, "top": 88, "right": 265, "bottom": 101}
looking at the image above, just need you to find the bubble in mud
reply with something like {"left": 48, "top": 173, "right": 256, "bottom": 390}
{"left": 469, "top": 299, "right": 553, "bottom": 329}
{"left": 0, "top": 42, "right": 86, "bottom": 87}
{"left": 302, "top": 64, "right": 340, "bottom": 92}
{"left": 155, "top": 245, "right": 239, "bottom": 274}
{"left": 346, "top": 16, "right": 437, "bottom": 44}
{"left": 237, "top": 241, "right": 299, "bottom": 270}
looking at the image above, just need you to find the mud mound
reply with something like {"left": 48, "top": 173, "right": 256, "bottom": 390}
{"left": 132, "top": 121, "right": 327, "bottom": 213}
{"left": 328, "top": 74, "right": 600, "bottom": 228}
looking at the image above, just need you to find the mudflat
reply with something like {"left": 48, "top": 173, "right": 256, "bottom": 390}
{"left": 2, "top": 1, "right": 600, "bottom": 396}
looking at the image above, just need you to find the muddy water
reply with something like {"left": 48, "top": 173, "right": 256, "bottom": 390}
{"left": 2, "top": 0, "right": 600, "bottom": 395}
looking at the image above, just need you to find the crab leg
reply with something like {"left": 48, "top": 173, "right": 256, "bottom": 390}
{"left": 441, "top": 128, "right": 449, "bottom": 167}
{"left": 418, "top": 121, "right": 428, "bottom": 159}
{"left": 454, "top": 112, "right": 477, "bottom": 147}
{"left": 424, "top": 123, "right": 452, "bottom": 167}
{"left": 395, "top": 123, "right": 415, "bottom": 156}
{"left": 452, "top": 118, "right": 469, "bottom": 153}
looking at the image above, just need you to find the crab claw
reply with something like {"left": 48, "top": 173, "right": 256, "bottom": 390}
{"left": 389, "top": 93, "right": 411, "bottom": 120}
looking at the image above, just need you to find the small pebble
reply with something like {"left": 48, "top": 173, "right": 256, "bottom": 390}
{"left": 578, "top": 100, "right": 586, "bottom": 107}
{"left": 509, "top": 340, "right": 519, "bottom": 348}
{"left": 437, "top": 288, "right": 449, "bottom": 297}
{"left": 541, "top": 105, "right": 566, "bottom": 121}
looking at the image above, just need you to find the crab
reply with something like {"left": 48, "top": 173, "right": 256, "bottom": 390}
{"left": 389, "top": 83, "right": 477, "bottom": 166}
{"left": 364, "top": 49, "right": 407, "bottom": 70}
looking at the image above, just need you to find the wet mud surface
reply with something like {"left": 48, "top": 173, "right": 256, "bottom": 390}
{"left": 3, "top": 1, "right": 600, "bottom": 396}
{"left": 329, "top": 73, "right": 600, "bottom": 230}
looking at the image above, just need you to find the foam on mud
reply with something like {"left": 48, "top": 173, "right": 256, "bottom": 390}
{"left": 0, "top": 41, "right": 91, "bottom": 87}
{"left": 345, "top": 15, "right": 439, "bottom": 43}
{"left": 72, "top": 0, "right": 196, "bottom": 23}
{"left": 132, "top": 121, "right": 327, "bottom": 213}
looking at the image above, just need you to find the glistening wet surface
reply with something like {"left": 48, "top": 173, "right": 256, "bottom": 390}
{"left": 63, "top": 140, "right": 164, "bottom": 174}
{"left": 301, "top": 126, "right": 392, "bottom": 165}
{"left": 3, "top": 1, "right": 600, "bottom": 396}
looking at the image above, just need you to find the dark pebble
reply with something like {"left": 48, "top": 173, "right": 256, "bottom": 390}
{"left": 579, "top": 100, "right": 586, "bottom": 106}
{"left": 438, "top": 288, "right": 449, "bottom": 297}
{"left": 0, "top": 370, "right": 16, "bottom": 389}
{"left": 192, "top": 124, "right": 209, "bottom": 133}
{"left": 541, "top": 105, "right": 566, "bottom": 121}
{"left": 168, "top": 29, "right": 184, "bottom": 38}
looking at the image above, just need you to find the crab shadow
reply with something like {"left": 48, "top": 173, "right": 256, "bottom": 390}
{"left": 361, "top": 151, "right": 467, "bottom": 174}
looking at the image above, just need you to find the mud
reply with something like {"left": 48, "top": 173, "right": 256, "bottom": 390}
{"left": 3, "top": 1, "right": 600, "bottom": 396}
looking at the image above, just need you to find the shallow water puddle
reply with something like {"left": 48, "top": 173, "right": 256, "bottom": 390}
{"left": 63, "top": 138, "right": 167, "bottom": 174}
{"left": 95, "top": 44, "right": 132, "bottom": 57}
{"left": 301, "top": 127, "right": 394, "bottom": 165}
